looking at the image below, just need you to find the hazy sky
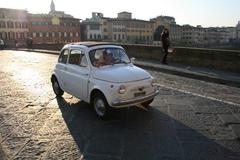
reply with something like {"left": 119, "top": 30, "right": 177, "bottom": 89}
{"left": 0, "top": 0, "right": 239, "bottom": 27}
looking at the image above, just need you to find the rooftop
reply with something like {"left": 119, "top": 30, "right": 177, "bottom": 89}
{"left": 118, "top": 11, "right": 132, "bottom": 14}
{"left": 0, "top": 8, "right": 27, "bottom": 12}
{"left": 69, "top": 41, "right": 119, "bottom": 47}
{"left": 106, "top": 18, "right": 153, "bottom": 23}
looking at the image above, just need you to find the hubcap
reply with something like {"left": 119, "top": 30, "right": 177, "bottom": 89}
{"left": 94, "top": 98, "right": 106, "bottom": 117}
{"left": 53, "top": 81, "right": 59, "bottom": 95}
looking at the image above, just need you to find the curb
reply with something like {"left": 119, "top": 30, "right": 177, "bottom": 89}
{"left": 135, "top": 63, "right": 240, "bottom": 88}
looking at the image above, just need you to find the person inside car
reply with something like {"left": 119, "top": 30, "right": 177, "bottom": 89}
{"left": 94, "top": 50, "right": 114, "bottom": 67}
{"left": 102, "top": 50, "right": 114, "bottom": 65}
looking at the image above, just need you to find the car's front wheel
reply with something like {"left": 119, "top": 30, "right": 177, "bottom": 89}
{"left": 52, "top": 79, "right": 64, "bottom": 97}
{"left": 93, "top": 93, "right": 111, "bottom": 119}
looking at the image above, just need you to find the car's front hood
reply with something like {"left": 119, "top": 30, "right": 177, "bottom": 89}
{"left": 93, "top": 65, "right": 151, "bottom": 83}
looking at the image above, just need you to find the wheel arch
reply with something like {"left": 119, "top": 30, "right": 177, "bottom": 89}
{"left": 51, "top": 74, "right": 58, "bottom": 83}
{"left": 90, "top": 88, "right": 108, "bottom": 105}
{"left": 51, "top": 73, "right": 63, "bottom": 89}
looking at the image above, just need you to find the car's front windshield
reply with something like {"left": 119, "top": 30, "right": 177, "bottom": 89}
{"left": 89, "top": 48, "right": 130, "bottom": 67}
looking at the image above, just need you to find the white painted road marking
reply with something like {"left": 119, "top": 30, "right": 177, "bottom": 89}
{"left": 157, "top": 84, "right": 240, "bottom": 107}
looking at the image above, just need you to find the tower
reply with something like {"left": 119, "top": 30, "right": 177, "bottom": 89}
{"left": 50, "top": 0, "right": 55, "bottom": 12}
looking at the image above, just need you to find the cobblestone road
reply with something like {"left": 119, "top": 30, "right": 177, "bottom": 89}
{"left": 0, "top": 50, "right": 240, "bottom": 160}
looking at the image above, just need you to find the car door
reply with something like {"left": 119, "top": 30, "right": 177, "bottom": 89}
{"left": 55, "top": 49, "right": 69, "bottom": 92}
{"left": 65, "top": 48, "right": 90, "bottom": 101}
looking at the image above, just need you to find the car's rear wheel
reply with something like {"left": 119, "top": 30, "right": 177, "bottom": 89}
{"left": 142, "top": 98, "right": 154, "bottom": 108}
{"left": 52, "top": 79, "right": 64, "bottom": 97}
{"left": 93, "top": 93, "right": 111, "bottom": 119}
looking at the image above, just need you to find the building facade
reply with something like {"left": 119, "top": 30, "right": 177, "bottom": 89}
{"left": 225, "top": 27, "right": 237, "bottom": 41}
{"left": 150, "top": 16, "right": 176, "bottom": 45}
{"left": 205, "top": 27, "right": 231, "bottom": 46}
{"left": 169, "top": 24, "right": 182, "bottom": 46}
{"left": 28, "top": 0, "right": 81, "bottom": 44}
{"left": 81, "top": 12, "right": 240, "bottom": 47}
{"left": 0, "top": 8, "right": 28, "bottom": 46}
{"left": 151, "top": 16, "right": 176, "bottom": 32}
{"left": 181, "top": 25, "right": 205, "bottom": 47}
{"left": 29, "top": 14, "right": 80, "bottom": 44}
{"left": 110, "top": 18, "right": 154, "bottom": 44}
{"left": 80, "top": 12, "right": 103, "bottom": 41}
{"left": 0, "top": 1, "right": 81, "bottom": 46}
{"left": 2, "top": 3, "right": 236, "bottom": 48}
{"left": 236, "top": 21, "right": 240, "bottom": 40}
{"left": 81, "top": 12, "right": 153, "bottom": 45}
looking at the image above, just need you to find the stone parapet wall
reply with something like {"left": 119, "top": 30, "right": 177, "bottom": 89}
{"left": 27, "top": 43, "right": 240, "bottom": 72}
{"left": 122, "top": 44, "right": 240, "bottom": 72}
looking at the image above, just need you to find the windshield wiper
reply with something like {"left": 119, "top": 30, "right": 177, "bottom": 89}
{"left": 113, "top": 59, "right": 129, "bottom": 64}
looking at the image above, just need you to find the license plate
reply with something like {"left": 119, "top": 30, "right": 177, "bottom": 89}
{"left": 134, "top": 91, "right": 146, "bottom": 97}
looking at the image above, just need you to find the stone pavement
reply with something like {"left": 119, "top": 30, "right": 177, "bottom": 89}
{"left": 0, "top": 50, "right": 240, "bottom": 160}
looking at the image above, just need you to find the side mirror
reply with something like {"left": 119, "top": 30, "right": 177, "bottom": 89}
{"left": 130, "top": 57, "right": 136, "bottom": 63}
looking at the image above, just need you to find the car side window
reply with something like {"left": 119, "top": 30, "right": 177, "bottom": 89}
{"left": 69, "top": 49, "right": 88, "bottom": 67}
{"left": 80, "top": 54, "right": 88, "bottom": 67}
{"left": 58, "top": 49, "right": 69, "bottom": 64}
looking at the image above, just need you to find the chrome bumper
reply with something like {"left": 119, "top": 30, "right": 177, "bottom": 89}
{"left": 111, "top": 89, "right": 159, "bottom": 107}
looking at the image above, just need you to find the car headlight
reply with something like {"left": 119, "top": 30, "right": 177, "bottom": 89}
{"left": 119, "top": 85, "right": 126, "bottom": 94}
{"left": 151, "top": 79, "right": 158, "bottom": 87}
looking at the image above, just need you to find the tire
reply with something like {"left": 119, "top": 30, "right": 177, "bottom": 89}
{"left": 52, "top": 78, "right": 64, "bottom": 97}
{"left": 92, "top": 93, "right": 111, "bottom": 119}
{"left": 142, "top": 99, "right": 154, "bottom": 108}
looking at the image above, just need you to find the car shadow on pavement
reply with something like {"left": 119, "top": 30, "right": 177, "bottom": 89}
{"left": 0, "top": 145, "right": 7, "bottom": 160}
{"left": 56, "top": 97, "right": 240, "bottom": 160}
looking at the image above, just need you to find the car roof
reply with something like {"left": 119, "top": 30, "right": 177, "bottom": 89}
{"left": 69, "top": 41, "right": 120, "bottom": 48}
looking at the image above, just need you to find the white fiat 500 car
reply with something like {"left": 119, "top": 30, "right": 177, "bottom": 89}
{"left": 51, "top": 42, "right": 159, "bottom": 118}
